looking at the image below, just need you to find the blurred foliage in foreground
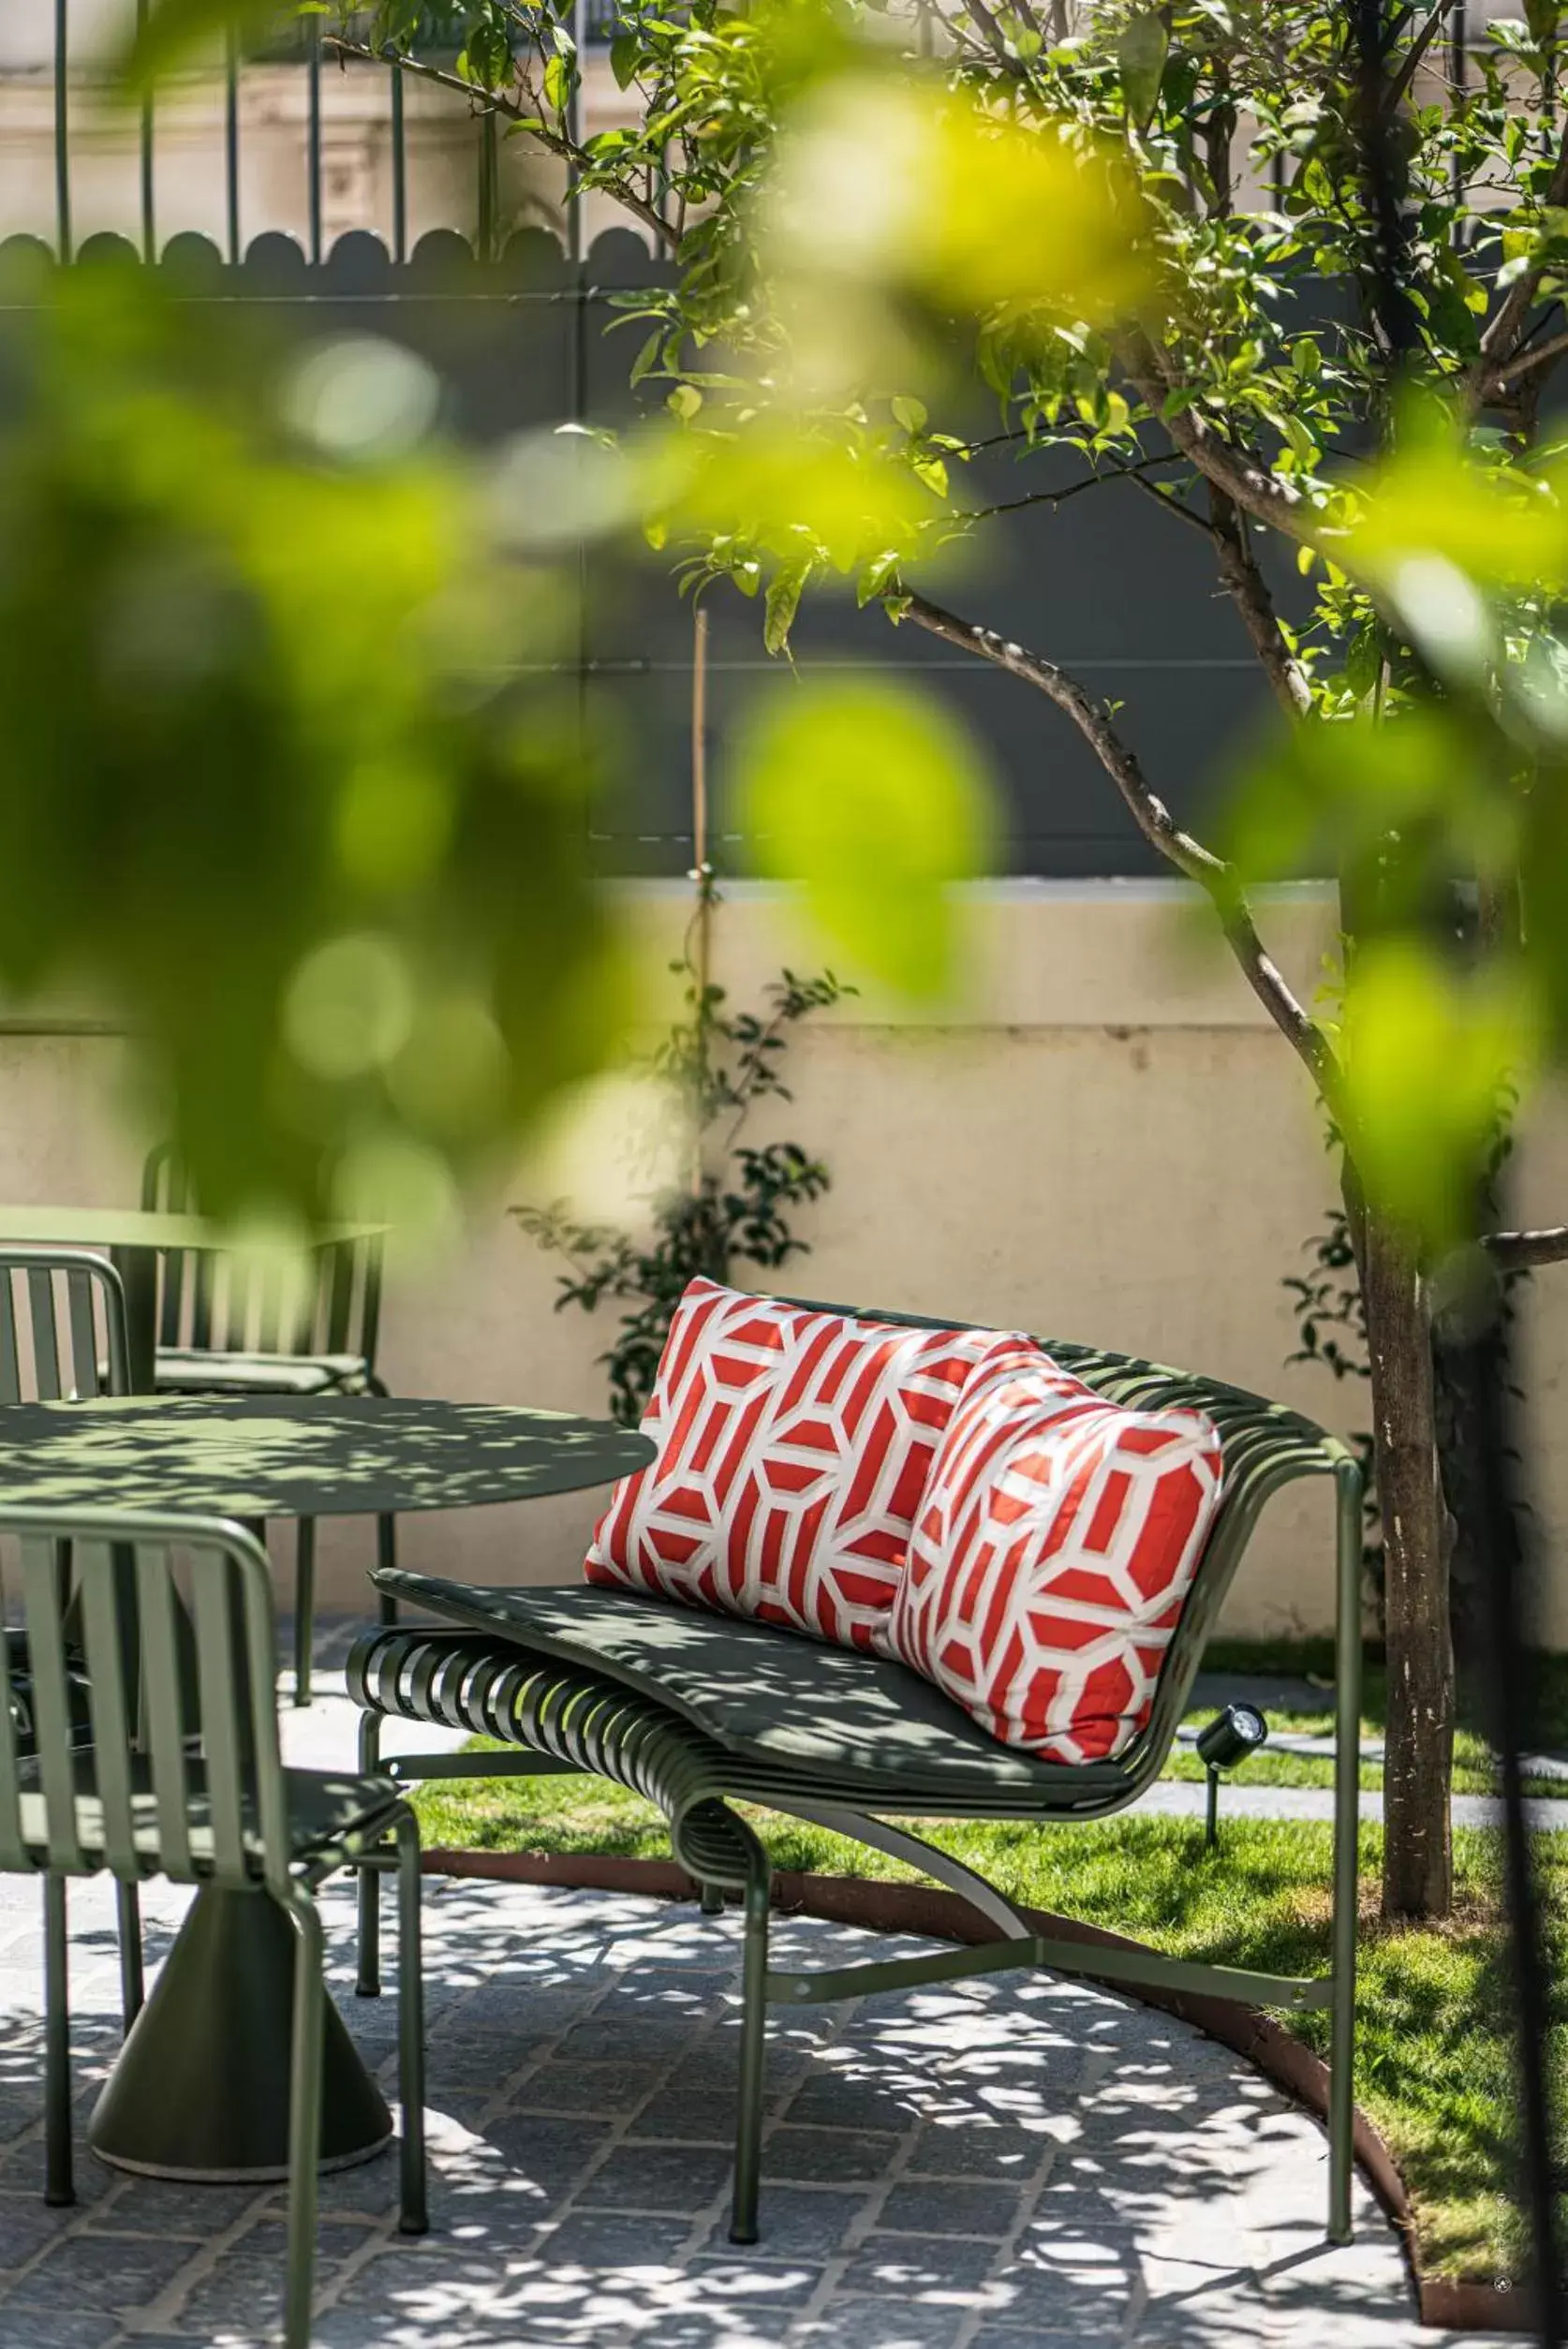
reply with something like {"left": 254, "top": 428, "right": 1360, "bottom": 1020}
{"left": 0, "top": 258, "right": 624, "bottom": 1236}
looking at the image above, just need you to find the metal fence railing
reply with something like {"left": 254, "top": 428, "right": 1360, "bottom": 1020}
{"left": 27, "top": 1, "right": 621, "bottom": 266}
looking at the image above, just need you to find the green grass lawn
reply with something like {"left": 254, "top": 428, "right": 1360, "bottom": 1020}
{"left": 410, "top": 1637, "right": 1566, "bottom": 2287}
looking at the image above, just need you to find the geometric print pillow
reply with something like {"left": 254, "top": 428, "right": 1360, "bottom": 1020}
{"left": 884, "top": 1353, "right": 1223, "bottom": 1761}
{"left": 585, "top": 1278, "right": 1046, "bottom": 1651}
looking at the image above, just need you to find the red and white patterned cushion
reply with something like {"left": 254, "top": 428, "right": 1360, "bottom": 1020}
{"left": 885, "top": 1356, "right": 1223, "bottom": 1761}
{"left": 585, "top": 1279, "right": 1045, "bottom": 1649}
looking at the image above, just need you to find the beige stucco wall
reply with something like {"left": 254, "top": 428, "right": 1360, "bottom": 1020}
{"left": 2, "top": 879, "right": 1564, "bottom": 1644}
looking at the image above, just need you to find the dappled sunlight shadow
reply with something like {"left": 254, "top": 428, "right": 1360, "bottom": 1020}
{"left": 0, "top": 1398, "right": 650, "bottom": 1521}
{"left": 0, "top": 1877, "right": 1416, "bottom": 2346}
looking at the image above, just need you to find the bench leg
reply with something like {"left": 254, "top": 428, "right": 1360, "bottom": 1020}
{"left": 43, "top": 1876, "right": 73, "bottom": 2209}
{"left": 377, "top": 1514, "right": 399, "bottom": 1626}
{"left": 730, "top": 1856, "right": 771, "bottom": 2245}
{"left": 293, "top": 1520, "right": 316, "bottom": 1709}
{"left": 394, "top": 1811, "right": 428, "bottom": 2238}
{"left": 357, "top": 1711, "right": 383, "bottom": 1999}
{"left": 700, "top": 1883, "right": 725, "bottom": 1917}
{"left": 1327, "top": 1455, "right": 1363, "bottom": 2244}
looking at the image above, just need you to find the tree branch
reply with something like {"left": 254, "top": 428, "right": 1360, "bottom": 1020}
{"left": 1482, "top": 1227, "right": 1568, "bottom": 1271}
{"left": 1208, "top": 489, "right": 1313, "bottom": 717}
{"left": 324, "top": 37, "right": 673, "bottom": 249}
{"left": 962, "top": 452, "right": 1188, "bottom": 523}
{"left": 1490, "top": 324, "right": 1568, "bottom": 390}
{"left": 1120, "top": 334, "right": 1317, "bottom": 545}
{"left": 955, "top": 0, "right": 1029, "bottom": 79}
{"left": 897, "top": 587, "right": 1344, "bottom": 1108}
{"left": 1472, "top": 120, "right": 1568, "bottom": 385}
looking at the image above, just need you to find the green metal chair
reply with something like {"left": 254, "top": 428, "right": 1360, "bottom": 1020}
{"left": 140, "top": 1147, "right": 399, "bottom": 1707}
{"left": 0, "top": 1503, "right": 427, "bottom": 2349}
{"left": 0, "top": 1248, "right": 147, "bottom": 2030}
{"left": 348, "top": 1308, "right": 1363, "bottom": 2254}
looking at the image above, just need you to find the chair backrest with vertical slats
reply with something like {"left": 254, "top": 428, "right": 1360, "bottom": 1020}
{"left": 0, "top": 1511, "right": 289, "bottom": 1896}
{"left": 141, "top": 1146, "right": 383, "bottom": 1367}
{"left": 0, "top": 1249, "right": 130, "bottom": 1403}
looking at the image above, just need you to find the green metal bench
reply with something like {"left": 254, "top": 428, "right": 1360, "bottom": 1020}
{"left": 348, "top": 1313, "right": 1364, "bottom": 2252}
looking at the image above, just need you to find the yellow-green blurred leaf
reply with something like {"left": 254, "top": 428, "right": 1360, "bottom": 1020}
{"left": 1340, "top": 942, "right": 1536, "bottom": 1250}
{"left": 735, "top": 677, "right": 995, "bottom": 998}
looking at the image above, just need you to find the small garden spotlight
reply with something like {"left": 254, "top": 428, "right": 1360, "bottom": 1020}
{"left": 1196, "top": 1704, "right": 1269, "bottom": 1849}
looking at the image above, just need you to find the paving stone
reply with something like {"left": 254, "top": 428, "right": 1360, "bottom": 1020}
{"left": 5, "top": 2227, "right": 200, "bottom": 2311}
{"left": 836, "top": 2237, "right": 1001, "bottom": 2302}
{"left": 0, "top": 2194, "right": 82, "bottom": 2269}
{"left": 779, "top": 2073, "right": 920, "bottom": 2134}
{"left": 796, "top": 2300, "right": 968, "bottom": 2348}
{"left": 906, "top": 2119, "right": 1053, "bottom": 2180}
{"left": 536, "top": 2209, "right": 692, "bottom": 2270}
{"left": 81, "top": 2178, "right": 262, "bottom": 2237}
{"left": 679, "top": 2252, "right": 823, "bottom": 2306}
{"left": 525, "top": 2060, "right": 667, "bottom": 2116}
{"left": 701, "top": 2184, "right": 876, "bottom": 2264}
{"left": 629, "top": 2090, "right": 744, "bottom": 2144}
{"left": 577, "top": 2141, "right": 735, "bottom": 2211}
{"left": 476, "top": 2113, "right": 616, "bottom": 2204}
{"left": 0, "top": 2307, "right": 120, "bottom": 2349}
{"left": 761, "top": 2125, "right": 901, "bottom": 2185}
{"left": 877, "top": 2179, "right": 1026, "bottom": 2238}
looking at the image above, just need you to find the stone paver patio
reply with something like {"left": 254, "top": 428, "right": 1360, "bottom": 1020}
{"left": 0, "top": 1856, "right": 1496, "bottom": 2349}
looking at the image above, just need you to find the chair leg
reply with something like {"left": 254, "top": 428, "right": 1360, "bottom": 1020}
{"left": 356, "top": 1710, "right": 383, "bottom": 1999}
{"left": 730, "top": 1856, "right": 771, "bottom": 2246}
{"left": 293, "top": 1521, "right": 316, "bottom": 1709}
{"left": 281, "top": 1890, "right": 327, "bottom": 2349}
{"left": 700, "top": 1882, "right": 726, "bottom": 1917}
{"left": 42, "top": 1876, "right": 73, "bottom": 2208}
{"left": 394, "top": 1812, "right": 428, "bottom": 2237}
{"left": 377, "top": 1514, "right": 399, "bottom": 1627}
{"left": 115, "top": 1881, "right": 144, "bottom": 2034}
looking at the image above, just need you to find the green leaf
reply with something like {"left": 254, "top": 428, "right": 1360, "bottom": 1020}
{"left": 542, "top": 50, "right": 572, "bottom": 113}
{"left": 1118, "top": 11, "right": 1171, "bottom": 129}
{"left": 610, "top": 32, "right": 640, "bottom": 88}
{"left": 1344, "top": 624, "right": 1381, "bottom": 699}
{"left": 892, "top": 395, "right": 928, "bottom": 435}
{"left": 629, "top": 329, "right": 664, "bottom": 387}
{"left": 763, "top": 566, "right": 806, "bottom": 655}
{"left": 666, "top": 383, "right": 703, "bottom": 421}
{"left": 1527, "top": 0, "right": 1564, "bottom": 50}
{"left": 735, "top": 679, "right": 996, "bottom": 999}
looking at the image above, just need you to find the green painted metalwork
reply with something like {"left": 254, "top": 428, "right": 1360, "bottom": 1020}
{"left": 53, "top": 0, "right": 71, "bottom": 266}
{"left": 351, "top": 1305, "right": 1364, "bottom": 2253}
{"left": 226, "top": 26, "right": 241, "bottom": 263}
{"left": 139, "top": 1148, "right": 397, "bottom": 1704}
{"left": 0, "top": 1502, "right": 427, "bottom": 2349}
{"left": 0, "top": 1248, "right": 143, "bottom": 2023}
{"left": 765, "top": 1931, "right": 1335, "bottom": 2014}
{"left": 307, "top": 15, "right": 323, "bottom": 266}
{"left": 137, "top": 0, "right": 154, "bottom": 262}
{"left": 390, "top": 57, "right": 407, "bottom": 261}
{"left": 0, "top": 1396, "right": 653, "bottom": 1519}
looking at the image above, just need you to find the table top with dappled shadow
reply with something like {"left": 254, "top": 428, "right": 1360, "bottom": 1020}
{"left": 0, "top": 1396, "right": 652, "bottom": 1520}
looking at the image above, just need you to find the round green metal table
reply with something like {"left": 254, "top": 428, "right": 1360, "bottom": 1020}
{"left": 0, "top": 1394, "right": 653, "bottom": 2182}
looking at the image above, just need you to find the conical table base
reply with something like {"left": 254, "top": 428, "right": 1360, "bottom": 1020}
{"left": 89, "top": 1886, "right": 392, "bottom": 2181}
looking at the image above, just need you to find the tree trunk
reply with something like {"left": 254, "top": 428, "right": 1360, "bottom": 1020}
{"left": 1359, "top": 1195, "right": 1455, "bottom": 1920}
